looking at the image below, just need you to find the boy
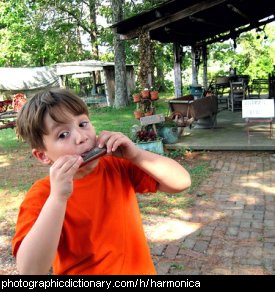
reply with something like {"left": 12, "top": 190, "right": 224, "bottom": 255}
{"left": 12, "top": 88, "right": 191, "bottom": 275}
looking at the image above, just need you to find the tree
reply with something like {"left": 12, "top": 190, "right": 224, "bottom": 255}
{"left": 37, "top": 0, "right": 100, "bottom": 60}
{"left": 208, "top": 25, "right": 275, "bottom": 80}
{"left": 111, "top": 0, "right": 128, "bottom": 108}
{"left": 0, "top": 0, "right": 90, "bottom": 66}
{"left": 138, "top": 31, "right": 155, "bottom": 89}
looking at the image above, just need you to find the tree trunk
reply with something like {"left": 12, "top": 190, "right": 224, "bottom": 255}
{"left": 89, "top": 0, "right": 99, "bottom": 60}
{"left": 89, "top": 0, "right": 101, "bottom": 84}
{"left": 76, "top": 27, "right": 84, "bottom": 56}
{"left": 156, "top": 65, "right": 166, "bottom": 92}
{"left": 112, "top": 0, "right": 128, "bottom": 108}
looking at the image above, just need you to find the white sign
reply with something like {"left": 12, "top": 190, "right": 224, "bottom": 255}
{"left": 140, "top": 114, "right": 165, "bottom": 126}
{"left": 242, "top": 99, "right": 274, "bottom": 118}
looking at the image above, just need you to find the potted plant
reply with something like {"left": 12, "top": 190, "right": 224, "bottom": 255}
{"left": 131, "top": 87, "right": 141, "bottom": 103}
{"left": 133, "top": 93, "right": 141, "bottom": 103}
{"left": 144, "top": 110, "right": 153, "bottom": 116}
{"left": 157, "top": 118, "right": 179, "bottom": 144}
{"left": 133, "top": 101, "right": 143, "bottom": 119}
{"left": 132, "top": 127, "right": 164, "bottom": 154}
{"left": 140, "top": 87, "right": 150, "bottom": 99}
{"left": 150, "top": 87, "right": 159, "bottom": 100}
{"left": 134, "top": 110, "right": 143, "bottom": 119}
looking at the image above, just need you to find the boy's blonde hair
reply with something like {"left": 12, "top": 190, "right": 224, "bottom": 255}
{"left": 16, "top": 88, "right": 89, "bottom": 150}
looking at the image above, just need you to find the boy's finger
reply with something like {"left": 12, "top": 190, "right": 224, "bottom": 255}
{"left": 109, "top": 136, "right": 126, "bottom": 153}
{"left": 52, "top": 155, "right": 75, "bottom": 169}
{"left": 58, "top": 156, "right": 81, "bottom": 173}
{"left": 105, "top": 133, "right": 124, "bottom": 153}
{"left": 97, "top": 131, "right": 112, "bottom": 148}
{"left": 66, "top": 156, "right": 83, "bottom": 175}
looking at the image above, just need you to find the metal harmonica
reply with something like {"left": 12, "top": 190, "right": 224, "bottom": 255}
{"left": 80, "top": 146, "right": 107, "bottom": 167}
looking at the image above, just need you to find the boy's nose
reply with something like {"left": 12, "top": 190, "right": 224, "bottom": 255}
{"left": 75, "top": 130, "right": 87, "bottom": 144}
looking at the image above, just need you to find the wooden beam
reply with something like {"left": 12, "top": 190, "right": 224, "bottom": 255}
{"left": 164, "top": 26, "right": 205, "bottom": 37}
{"left": 164, "top": 26, "right": 209, "bottom": 43}
{"left": 118, "top": 0, "right": 227, "bottom": 39}
{"left": 155, "top": 10, "right": 162, "bottom": 18}
{"left": 197, "top": 15, "right": 275, "bottom": 46}
{"left": 227, "top": 4, "right": 250, "bottom": 21}
{"left": 189, "top": 16, "right": 227, "bottom": 29}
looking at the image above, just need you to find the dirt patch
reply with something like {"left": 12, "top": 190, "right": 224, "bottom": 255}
{"left": 0, "top": 144, "right": 48, "bottom": 275}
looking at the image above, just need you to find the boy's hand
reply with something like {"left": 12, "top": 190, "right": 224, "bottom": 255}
{"left": 49, "top": 155, "right": 83, "bottom": 201}
{"left": 97, "top": 131, "right": 139, "bottom": 161}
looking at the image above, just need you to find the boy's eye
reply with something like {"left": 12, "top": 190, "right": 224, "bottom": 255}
{"left": 58, "top": 132, "right": 69, "bottom": 139}
{"left": 79, "top": 121, "right": 88, "bottom": 127}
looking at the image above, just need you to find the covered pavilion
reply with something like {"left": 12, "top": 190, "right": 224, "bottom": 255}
{"left": 112, "top": 0, "right": 275, "bottom": 97}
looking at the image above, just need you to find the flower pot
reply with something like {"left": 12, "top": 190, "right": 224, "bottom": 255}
{"left": 158, "top": 126, "right": 179, "bottom": 144}
{"left": 134, "top": 111, "right": 143, "bottom": 119}
{"left": 150, "top": 90, "right": 159, "bottom": 100}
{"left": 135, "top": 139, "right": 164, "bottom": 154}
{"left": 144, "top": 111, "right": 153, "bottom": 116}
{"left": 141, "top": 90, "right": 150, "bottom": 99}
{"left": 133, "top": 93, "right": 141, "bottom": 103}
{"left": 205, "top": 91, "right": 213, "bottom": 97}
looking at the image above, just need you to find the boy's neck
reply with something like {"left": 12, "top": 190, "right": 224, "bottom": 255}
{"left": 74, "top": 159, "right": 100, "bottom": 179}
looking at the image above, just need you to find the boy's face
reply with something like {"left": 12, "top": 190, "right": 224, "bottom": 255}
{"left": 36, "top": 110, "right": 97, "bottom": 164}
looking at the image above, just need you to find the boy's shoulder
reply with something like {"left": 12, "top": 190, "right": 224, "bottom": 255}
{"left": 99, "top": 155, "right": 134, "bottom": 173}
{"left": 31, "top": 176, "right": 51, "bottom": 190}
{"left": 24, "top": 176, "right": 50, "bottom": 204}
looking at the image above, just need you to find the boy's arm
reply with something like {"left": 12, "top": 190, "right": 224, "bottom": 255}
{"left": 97, "top": 131, "right": 191, "bottom": 193}
{"left": 16, "top": 196, "right": 67, "bottom": 275}
{"left": 16, "top": 155, "right": 82, "bottom": 275}
{"left": 131, "top": 148, "right": 191, "bottom": 193}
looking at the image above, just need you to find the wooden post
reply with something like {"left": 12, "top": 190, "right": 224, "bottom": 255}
{"left": 202, "top": 44, "right": 208, "bottom": 90}
{"left": 92, "top": 71, "right": 97, "bottom": 94}
{"left": 173, "top": 42, "right": 182, "bottom": 97}
{"left": 191, "top": 45, "right": 199, "bottom": 86}
{"left": 58, "top": 76, "right": 64, "bottom": 88}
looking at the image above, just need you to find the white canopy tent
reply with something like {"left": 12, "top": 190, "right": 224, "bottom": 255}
{"left": 0, "top": 66, "right": 58, "bottom": 91}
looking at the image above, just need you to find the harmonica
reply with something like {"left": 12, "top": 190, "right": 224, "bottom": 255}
{"left": 81, "top": 146, "right": 107, "bottom": 167}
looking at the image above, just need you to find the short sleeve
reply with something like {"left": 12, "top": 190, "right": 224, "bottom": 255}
{"left": 116, "top": 157, "right": 158, "bottom": 194}
{"left": 12, "top": 178, "right": 50, "bottom": 257}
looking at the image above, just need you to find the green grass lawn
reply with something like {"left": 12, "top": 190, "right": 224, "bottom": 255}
{"left": 88, "top": 96, "right": 170, "bottom": 135}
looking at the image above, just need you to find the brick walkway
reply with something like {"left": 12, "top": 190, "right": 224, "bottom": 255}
{"left": 147, "top": 151, "right": 275, "bottom": 275}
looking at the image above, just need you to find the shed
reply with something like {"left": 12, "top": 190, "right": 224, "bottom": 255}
{"left": 55, "top": 60, "right": 135, "bottom": 106}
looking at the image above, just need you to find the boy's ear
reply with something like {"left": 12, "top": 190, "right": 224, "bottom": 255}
{"left": 32, "top": 149, "right": 52, "bottom": 165}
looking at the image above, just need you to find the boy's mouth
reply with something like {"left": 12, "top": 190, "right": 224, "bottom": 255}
{"left": 80, "top": 146, "right": 107, "bottom": 167}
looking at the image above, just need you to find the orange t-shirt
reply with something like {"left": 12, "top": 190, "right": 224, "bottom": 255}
{"left": 12, "top": 156, "right": 157, "bottom": 275}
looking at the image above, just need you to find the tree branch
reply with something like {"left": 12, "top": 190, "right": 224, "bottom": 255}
{"left": 57, "top": 4, "right": 92, "bottom": 34}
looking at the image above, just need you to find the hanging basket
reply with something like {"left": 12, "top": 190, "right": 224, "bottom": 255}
{"left": 134, "top": 111, "right": 143, "bottom": 119}
{"left": 133, "top": 93, "right": 141, "bottom": 103}
{"left": 141, "top": 90, "right": 150, "bottom": 99}
{"left": 150, "top": 90, "right": 159, "bottom": 100}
